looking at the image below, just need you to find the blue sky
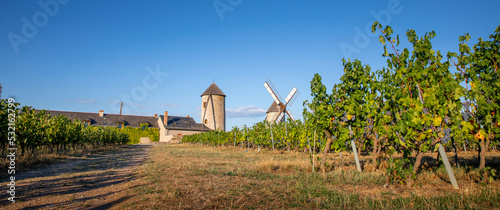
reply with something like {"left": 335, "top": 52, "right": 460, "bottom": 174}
{"left": 1, "top": 0, "right": 499, "bottom": 130}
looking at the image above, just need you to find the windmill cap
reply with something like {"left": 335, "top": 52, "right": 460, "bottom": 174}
{"left": 267, "top": 101, "right": 280, "bottom": 113}
{"left": 201, "top": 83, "right": 226, "bottom": 97}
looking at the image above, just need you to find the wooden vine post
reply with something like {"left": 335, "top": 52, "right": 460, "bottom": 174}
{"left": 270, "top": 124, "right": 275, "bottom": 151}
{"left": 307, "top": 137, "right": 314, "bottom": 172}
{"left": 349, "top": 125, "right": 362, "bottom": 172}
{"left": 313, "top": 129, "right": 316, "bottom": 172}
{"left": 417, "top": 83, "right": 458, "bottom": 189}
{"left": 285, "top": 120, "right": 289, "bottom": 152}
{"left": 246, "top": 127, "right": 249, "bottom": 151}
{"left": 241, "top": 129, "right": 244, "bottom": 149}
{"left": 437, "top": 143, "right": 459, "bottom": 189}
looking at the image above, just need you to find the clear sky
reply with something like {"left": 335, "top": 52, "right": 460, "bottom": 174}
{"left": 1, "top": 0, "right": 499, "bottom": 130}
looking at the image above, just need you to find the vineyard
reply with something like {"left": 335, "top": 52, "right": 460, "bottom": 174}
{"left": 184, "top": 23, "right": 500, "bottom": 187}
{"left": 0, "top": 99, "right": 134, "bottom": 159}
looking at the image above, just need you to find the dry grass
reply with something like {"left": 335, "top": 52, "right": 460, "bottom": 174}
{"left": 0, "top": 152, "right": 62, "bottom": 176}
{"left": 254, "top": 156, "right": 315, "bottom": 173}
{"left": 0, "top": 145, "right": 126, "bottom": 178}
{"left": 115, "top": 144, "right": 500, "bottom": 209}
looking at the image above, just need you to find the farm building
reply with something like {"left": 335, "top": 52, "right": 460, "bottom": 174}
{"left": 40, "top": 82, "right": 226, "bottom": 143}
{"left": 161, "top": 82, "right": 226, "bottom": 142}
{"left": 158, "top": 112, "right": 211, "bottom": 143}
{"left": 40, "top": 109, "right": 160, "bottom": 130}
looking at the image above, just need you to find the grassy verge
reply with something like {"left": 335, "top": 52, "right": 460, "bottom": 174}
{"left": 0, "top": 145, "right": 127, "bottom": 177}
{"left": 121, "top": 144, "right": 500, "bottom": 209}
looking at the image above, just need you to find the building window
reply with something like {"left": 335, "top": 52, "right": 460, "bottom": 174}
{"left": 203, "top": 101, "right": 207, "bottom": 108}
{"left": 84, "top": 121, "right": 90, "bottom": 128}
{"left": 204, "top": 119, "right": 208, "bottom": 124}
{"left": 140, "top": 123, "right": 149, "bottom": 131}
{"left": 118, "top": 123, "right": 124, "bottom": 129}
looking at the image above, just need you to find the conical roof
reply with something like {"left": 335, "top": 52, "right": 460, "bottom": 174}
{"left": 201, "top": 83, "right": 226, "bottom": 97}
{"left": 266, "top": 101, "right": 281, "bottom": 113}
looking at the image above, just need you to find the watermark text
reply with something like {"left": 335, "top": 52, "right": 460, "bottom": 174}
{"left": 340, "top": 0, "right": 406, "bottom": 58}
{"left": 213, "top": 0, "right": 243, "bottom": 21}
{"left": 110, "top": 65, "right": 169, "bottom": 114}
{"left": 6, "top": 98, "right": 17, "bottom": 203}
{"left": 7, "top": 0, "right": 70, "bottom": 54}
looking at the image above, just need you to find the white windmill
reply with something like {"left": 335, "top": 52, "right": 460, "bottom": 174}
{"left": 263, "top": 80, "right": 299, "bottom": 124}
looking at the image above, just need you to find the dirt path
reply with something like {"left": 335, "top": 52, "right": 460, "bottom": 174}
{"left": 0, "top": 144, "right": 153, "bottom": 209}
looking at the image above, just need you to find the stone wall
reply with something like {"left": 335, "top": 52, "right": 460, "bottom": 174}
{"left": 201, "top": 94, "right": 225, "bottom": 131}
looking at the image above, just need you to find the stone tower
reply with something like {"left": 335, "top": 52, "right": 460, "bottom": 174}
{"left": 266, "top": 101, "right": 285, "bottom": 124}
{"left": 201, "top": 83, "right": 226, "bottom": 131}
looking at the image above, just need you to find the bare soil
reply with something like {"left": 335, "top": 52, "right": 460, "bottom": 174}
{"left": 0, "top": 144, "right": 153, "bottom": 209}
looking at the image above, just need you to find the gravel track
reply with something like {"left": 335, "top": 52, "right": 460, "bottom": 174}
{"left": 0, "top": 144, "right": 153, "bottom": 209}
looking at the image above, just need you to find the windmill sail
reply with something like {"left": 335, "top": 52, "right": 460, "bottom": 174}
{"left": 284, "top": 87, "right": 297, "bottom": 104}
{"left": 264, "top": 82, "right": 281, "bottom": 105}
{"left": 275, "top": 111, "right": 285, "bottom": 122}
{"left": 266, "top": 80, "right": 283, "bottom": 102}
{"left": 285, "top": 110, "right": 295, "bottom": 121}
{"left": 285, "top": 89, "right": 299, "bottom": 107}
{"left": 264, "top": 80, "right": 298, "bottom": 124}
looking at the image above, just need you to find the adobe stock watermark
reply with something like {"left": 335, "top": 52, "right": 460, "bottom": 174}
{"left": 7, "top": 0, "right": 70, "bottom": 54}
{"left": 6, "top": 98, "right": 17, "bottom": 203}
{"left": 110, "top": 65, "right": 169, "bottom": 114}
{"left": 340, "top": 0, "right": 408, "bottom": 58}
{"left": 213, "top": 0, "right": 243, "bottom": 21}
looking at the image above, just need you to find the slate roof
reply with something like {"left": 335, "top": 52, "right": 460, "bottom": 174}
{"left": 267, "top": 101, "right": 281, "bottom": 113}
{"left": 39, "top": 110, "right": 159, "bottom": 128}
{"left": 201, "top": 83, "right": 226, "bottom": 97}
{"left": 159, "top": 115, "right": 212, "bottom": 131}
